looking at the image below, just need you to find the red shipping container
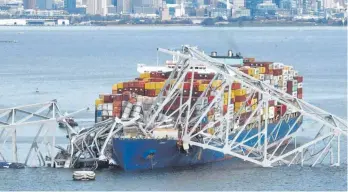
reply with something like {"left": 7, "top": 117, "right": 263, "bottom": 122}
{"left": 207, "top": 73, "right": 215, "bottom": 79}
{"left": 113, "top": 106, "right": 122, "bottom": 112}
{"left": 235, "top": 95, "right": 247, "bottom": 102}
{"left": 208, "top": 96, "right": 215, "bottom": 103}
{"left": 232, "top": 82, "right": 241, "bottom": 90}
{"left": 183, "top": 82, "right": 191, "bottom": 90}
{"left": 297, "top": 93, "right": 303, "bottom": 99}
{"left": 113, "top": 101, "right": 122, "bottom": 107}
{"left": 287, "top": 80, "right": 293, "bottom": 89}
{"left": 149, "top": 90, "right": 156, "bottom": 97}
{"left": 273, "top": 69, "right": 283, "bottom": 76}
{"left": 240, "top": 69, "right": 249, "bottom": 75}
{"left": 129, "top": 81, "right": 136, "bottom": 88}
{"left": 223, "top": 105, "right": 228, "bottom": 114}
{"left": 281, "top": 104, "right": 287, "bottom": 115}
{"left": 297, "top": 88, "right": 303, "bottom": 94}
{"left": 295, "top": 76, "right": 303, "bottom": 83}
{"left": 123, "top": 82, "right": 129, "bottom": 88}
{"left": 113, "top": 94, "right": 123, "bottom": 101}
{"left": 268, "top": 100, "right": 275, "bottom": 106}
{"left": 103, "top": 95, "right": 113, "bottom": 103}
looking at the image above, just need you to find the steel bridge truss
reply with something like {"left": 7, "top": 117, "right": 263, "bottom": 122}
{"left": 0, "top": 100, "right": 87, "bottom": 167}
{"left": 141, "top": 45, "right": 347, "bottom": 167}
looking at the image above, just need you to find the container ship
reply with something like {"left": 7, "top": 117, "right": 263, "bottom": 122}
{"left": 94, "top": 48, "right": 304, "bottom": 171}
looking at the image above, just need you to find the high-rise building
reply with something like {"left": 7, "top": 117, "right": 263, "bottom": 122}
{"left": 23, "top": 0, "right": 36, "bottom": 9}
{"left": 233, "top": 0, "right": 245, "bottom": 8}
{"left": 87, "top": 0, "right": 108, "bottom": 15}
{"left": 65, "top": 0, "right": 76, "bottom": 9}
{"left": 36, "top": 0, "right": 52, "bottom": 9}
{"left": 116, "top": 0, "right": 131, "bottom": 13}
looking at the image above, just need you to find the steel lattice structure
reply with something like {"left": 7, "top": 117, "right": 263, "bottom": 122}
{"left": 139, "top": 45, "right": 347, "bottom": 167}
{"left": 0, "top": 100, "right": 87, "bottom": 167}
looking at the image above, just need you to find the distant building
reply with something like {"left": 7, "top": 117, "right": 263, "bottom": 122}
{"left": 233, "top": 0, "right": 245, "bottom": 8}
{"left": 64, "top": 0, "right": 76, "bottom": 9}
{"left": 37, "top": 0, "right": 53, "bottom": 9}
{"left": 117, "top": 0, "right": 131, "bottom": 13}
{"left": 160, "top": 3, "right": 170, "bottom": 20}
{"left": 107, "top": 5, "right": 117, "bottom": 14}
{"left": 209, "top": 8, "right": 229, "bottom": 17}
{"left": 196, "top": 8, "right": 206, "bottom": 16}
{"left": 87, "top": 0, "right": 107, "bottom": 15}
{"left": 23, "top": 0, "right": 36, "bottom": 9}
{"left": 231, "top": 7, "right": 250, "bottom": 18}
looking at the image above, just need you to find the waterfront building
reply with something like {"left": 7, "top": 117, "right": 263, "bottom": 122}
{"left": 23, "top": 0, "right": 36, "bottom": 9}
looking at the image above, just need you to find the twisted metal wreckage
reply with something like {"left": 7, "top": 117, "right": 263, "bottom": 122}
{"left": 0, "top": 46, "right": 347, "bottom": 170}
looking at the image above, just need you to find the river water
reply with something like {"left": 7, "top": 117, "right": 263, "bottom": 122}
{"left": 0, "top": 26, "right": 347, "bottom": 191}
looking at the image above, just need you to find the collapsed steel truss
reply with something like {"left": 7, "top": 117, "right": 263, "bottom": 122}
{"left": 0, "top": 100, "right": 87, "bottom": 167}
{"left": 65, "top": 45, "right": 347, "bottom": 169}
{"left": 141, "top": 45, "right": 347, "bottom": 167}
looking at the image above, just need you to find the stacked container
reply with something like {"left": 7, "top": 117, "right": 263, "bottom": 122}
{"left": 94, "top": 60, "right": 303, "bottom": 126}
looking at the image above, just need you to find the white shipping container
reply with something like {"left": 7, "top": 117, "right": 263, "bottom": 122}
{"left": 102, "top": 110, "right": 108, "bottom": 116}
{"left": 289, "top": 70, "right": 294, "bottom": 76}
{"left": 137, "top": 95, "right": 144, "bottom": 102}
{"left": 293, "top": 80, "right": 298, "bottom": 86}
{"left": 108, "top": 111, "right": 113, "bottom": 116}
{"left": 102, "top": 104, "right": 108, "bottom": 111}
{"left": 268, "top": 106, "right": 274, "bottom": 115}
{"left": 273, "top": 63, "right": 280, "bottom": 69}
{"left": 294, "top": 71, "right": 299, "bottom": 76}
{"left": 279, "top": 63, "right": 284, "bottom": 69}
{"left": 289, "top": 66, "right": 294, "bottom": 71}
{"left": 273, "top": 76, "right": 279, "bottom": 81}
{"left": 259, "top": 74, "right": 265, "bottom": 81}
{"left": 107, "top": 103, "right": 113, "bottom": 111}
{"left": 282, "top": 87, "right": 287, "bottom": 92}
{"left": 283, "top": 75, "right": 289, "bottom": 81}
{"left": 289, "top": 74, "right": 294, "bottom": 80}
{"left": 254, "top": 68, "right": 260, "bottom": 75}
{"left": 278, "top": 75, "right": 283, "bottom": 81}
{"left": 282, "top": 70, "right": 288, "bottom": 75}
{"left": 292, "top": 92, "right": 297, "bottom": 97}
{"left": 265, "top": 74, "right": 272, "bottom": 80}
{"left": 282, "top": 81, "right": 287, "bottom": 87}
{"left": 298, "top": 83, "right": 303, "bottom": 88}
{"left": 269, "top": 108, "right": 275, "bottom": 118}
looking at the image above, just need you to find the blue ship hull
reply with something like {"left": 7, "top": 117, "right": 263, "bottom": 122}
{"left": 112, "top": 117, "right": 302, "bottom": 171}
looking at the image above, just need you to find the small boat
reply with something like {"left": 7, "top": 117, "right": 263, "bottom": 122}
{"left": 73, "top": 171, "right": 96, "bottom": 181}
{"left": 0, "top": 162, "right": 25, "bottom": 169}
